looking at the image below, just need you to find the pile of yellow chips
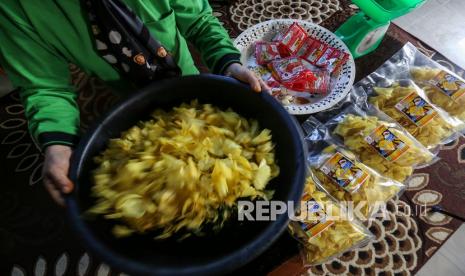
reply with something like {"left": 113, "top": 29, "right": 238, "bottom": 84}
{"left": 89, "top": 101, "right": 279, "bottom": 239}
{"left": 370, "top": 84, "right": 456, "bottom": 149}
{"left": 288, "top": 176, "right": 371, "bottom": 265}
{"left": 333, "top": 114, "right": 434, "bottom": 182}
{"left": 411, "top": 67, "right": 465, "bottom": 122}
{"left": 311, "top": 145, "right": 404, "bottom": 219}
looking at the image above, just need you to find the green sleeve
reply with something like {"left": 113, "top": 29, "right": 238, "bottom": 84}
{"left": 0, "top": 11, "right": 80, "bottom": 150}
{"left": 170, "top": 0, "right": 242, "bottom": 74}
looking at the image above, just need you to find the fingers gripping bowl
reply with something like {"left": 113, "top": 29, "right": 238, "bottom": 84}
{"left": 66, "top": 75, "right": 307, "bottom": 275}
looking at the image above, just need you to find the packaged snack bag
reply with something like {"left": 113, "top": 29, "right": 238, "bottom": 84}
{"left": 288, "top": 175, "right": 373, "bottom": 266}
{"left": 354, "top": 80, "right": 462, "bottom": 150}
{"left": 328, "top": 50, "right": 349, "bottom": 74}
{"left": 310, "top": 69, "right": 331, "bottom": 95}
{"left": 299, "top": 37, "right": 317, "bottom": 52}
{"left": 264, "top": 74, "right": 281, "bottom": 89}
{"left": 268, "top": 57, "right": 317, "bottom": 92}
{"left": 411, "top": 67, "right": 465, "bottom": 123}
{"left": 355, "top": 42, "right": 465, "bottom": 128}
{"left": 300, "top": 40, "right": 327, "bottom": 65}
{"left": 305, "top": 139, "right": 405, "bottom": 219}
{"left": 303, "top": 104, "right": 436, "bottom": 182}
{"left": 315, "top": 46, "right": 336, "bottom": 68}
{"left": 255, "top": 41, "right": 281, "bottom": 65}
{"left": 299, "top": 39, "right": 349, "bottom": 74}
{"left": 276, "top": 23, "right": 308, "bottom": 57}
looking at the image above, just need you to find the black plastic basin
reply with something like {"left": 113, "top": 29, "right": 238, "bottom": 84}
{"left": 67, "top": 75, "right": 306, "bottom": 275}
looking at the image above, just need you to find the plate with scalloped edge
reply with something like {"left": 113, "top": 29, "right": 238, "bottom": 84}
{"left": 234, "top": 19, "right": 356, "bottom": 115}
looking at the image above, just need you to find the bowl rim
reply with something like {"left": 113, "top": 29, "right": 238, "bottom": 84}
{"left": 65, "top": 74, "right": 307, "bottom": 275}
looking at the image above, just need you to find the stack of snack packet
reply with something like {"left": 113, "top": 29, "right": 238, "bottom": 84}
{"left": 355, "top": 42, "right": 465, "bottom": 137}
{"left": 288, "top": 42, "right": 465, "bottom": 266}
{"left": 411, "top": 68, "right": 465, "bottom": 125}
{"left": 304, "top": 104, "right": 436, "bottom": 183}
{"left": 353, "top": 81, "right": 461, "bottom": 151}
{"left": 288, "top": 174, "right": 373, "bottom": 266}
{"left": 302, "top": 126, "right": 405, "bottom": 220}
{"left": 254, "top": 23, "right": 349, "bottom": 96}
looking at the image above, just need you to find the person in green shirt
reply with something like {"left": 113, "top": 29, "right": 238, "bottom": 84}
{"left": 0, "top": 0, "right": 268, "bottom": 205}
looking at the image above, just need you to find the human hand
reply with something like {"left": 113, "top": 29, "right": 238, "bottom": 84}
{"left": 42, "top": 145, "right": 74, "bottom": 206}
{"left": 224, "top": 63, "right": 269, "bottom": 93}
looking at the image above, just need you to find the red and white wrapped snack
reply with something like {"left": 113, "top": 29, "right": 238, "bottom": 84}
{"left": 297, "top": 37, "right": 317, "bottom": 55}
{"left": 255, "top": 41, "right": 281, "bottom": 65}
{"left": 315, "top": 46, "right": 336, "bottom": 68}
{"left": 300, "top": 40, "right": 327, "bottom": 65}
{"left": 329, "top": 50, "right": 349, "bottom": 74}
{"left": 264, "top": 73, "right": 281, "bottom": 89}
{"left": 268, "top": 57, "right": 317, "bottom": 92}
{"left": 276, "top": 23, "right": 308, "bottom": 57}
{"left": 299, "top": 36, "right": 350, "bottom": 74}
{"left": 309, "top": 70, "right": 331, "bottom": 95}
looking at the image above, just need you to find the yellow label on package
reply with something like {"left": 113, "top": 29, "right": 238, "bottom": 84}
{"left": 319, "top": 152, "right": 369, "bottom": 193}
{"left": 394, "top": 92, "right": 438, "bottom": 127}
{"left": 432, "top": 70, "right": 465, "bottom": 101}
{"left": 299, "top": 193, "right": 334, "bottom": 239}
{"left": 364, "top": 125, "right": 410, "bottom": 162}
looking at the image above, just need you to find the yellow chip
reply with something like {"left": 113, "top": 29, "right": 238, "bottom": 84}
{"left": 288, "top": 177, "right": 372, "bottom": 265}
{"left": 370, "top": 84, "right": 457, "bottom": 149}
{"left": 333, "top": 114, "right": 433, "bottom": 182}
{"left": 411, "top": 67, "right": 465, "bottom": 122}
{"left": 89, "top": 101, "right": 279, "bottom": 239}
{"left": 311, "top": 145, "right": 404, "bottom": 219}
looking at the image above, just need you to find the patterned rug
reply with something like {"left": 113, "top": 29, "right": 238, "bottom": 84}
{"left": 1, "top": 1, "right": 464, "bottom": 275}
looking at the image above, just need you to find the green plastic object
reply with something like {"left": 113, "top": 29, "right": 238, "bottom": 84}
{"left": 336, "top": 0, "right": 426, "bottom": 58}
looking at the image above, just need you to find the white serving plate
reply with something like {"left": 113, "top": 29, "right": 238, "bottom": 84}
{"left": 234, "top": 19, "right": 356, "bottom": 115}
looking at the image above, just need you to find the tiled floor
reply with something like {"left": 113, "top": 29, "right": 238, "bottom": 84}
{"left": 417, "top": 223, "right": 465, "bottom": 276}
{"left": 394, "top": 0, "right": 465, "bottom": 70}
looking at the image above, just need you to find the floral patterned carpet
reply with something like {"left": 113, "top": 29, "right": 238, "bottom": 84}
{"left": 1, "top": 1, "right": 464, "bottom": 275}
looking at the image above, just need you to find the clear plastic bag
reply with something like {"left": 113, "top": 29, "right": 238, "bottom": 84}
{"left": 353, "top": 79, "right": 463, "bottom": 150}
{"left": 304, "top": 138, "right": 405, "bottom": 219}
{"left": 411, "top": 67, "right": 465, "bottom": 125}
{"left": 288, "top": 175, "right": 373, "bottom": 266}
{"left": 356, "top": 42, "right": 465, "bottom": 130}
{"left": 303, "top": 104, "right": 436, "bottom": 182}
